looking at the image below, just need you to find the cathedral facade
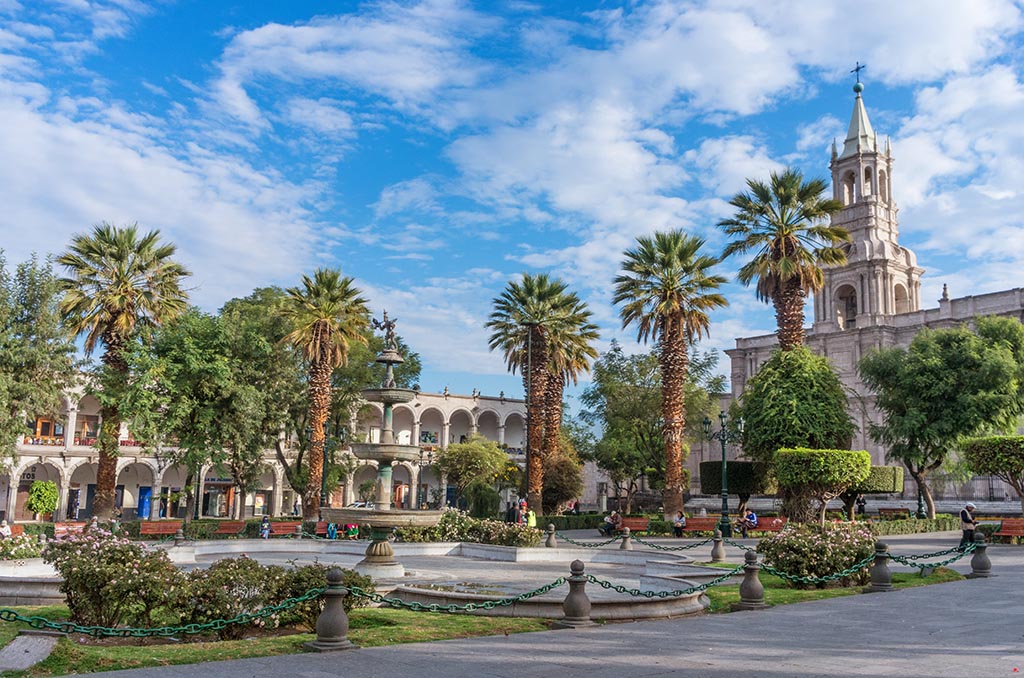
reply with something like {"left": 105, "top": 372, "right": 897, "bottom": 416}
{"left": 726, "top": 84, "right": 1024, "bottom": 499}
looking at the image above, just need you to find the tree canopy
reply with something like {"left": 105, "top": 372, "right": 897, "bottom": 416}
{"left": 963, "top": 436, "right": 1024, "bottom": 514}
{"left": 774, "top": 448, "right": 871, "bottom": 525}
{"left": 434, "top": 434, "right": 507, "bottom": 502}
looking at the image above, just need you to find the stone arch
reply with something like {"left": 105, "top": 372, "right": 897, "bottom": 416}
{"left": 448, "top": 408, "right": 474, "bottom": 444}
{"left": 355, "top": 403, "right": 384, "bottom": 443}
{"left": 863, "top": 166, "right": 873, "bottom": 196}
{"left": 392, "top": 404, "right": 416, "bottom": 445}
{"left": 476, "top": 409, "right": 501, "bottom": 442}
{"left": 116, "top": 461, "right": 157, "bottom": 520}
{"left": 879, "top": 169, "right": 888, "bottom": 202}
{"left": 13, "top": 460, "right": 64, "bottom": 521}
{"left": 894, "top": 283, "right": 910, "bottom": 315}
{"left": 417, "top": 407, "right": 444, "bottom": 447}
{"left": 835, "top": 284, "right": 858, "bottom": 329}
{"left": 842, "top": 170, "right": 856, "bottom": 205}
{"left": 502, "top": 412, "right": 526, "bottom": 452}
{"left": 392, "top": 461, "right": 416, "bottom": 509}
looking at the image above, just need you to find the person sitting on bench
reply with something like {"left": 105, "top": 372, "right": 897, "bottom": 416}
{"left": 599, "top": 511, "right": 622, "bottom": 536}
{"left": 737, "top": 509, "right": 758, "bottom": 538}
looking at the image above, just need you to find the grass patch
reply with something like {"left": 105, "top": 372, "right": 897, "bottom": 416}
{"left": 702, "top": 566, "right": 964, "bottom": 612}
{"left": 0, "top": 608, "right": 549, "bottom": 677}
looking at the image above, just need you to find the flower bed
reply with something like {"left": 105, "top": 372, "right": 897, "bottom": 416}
{"left": 0, "top": 534, "right": 45, "bottom": 561}
{"left": 396, "top": 508, "right": 541, "bottom": 547}
{"left": 757, "top": 522, "right": 874, "bottom": 589}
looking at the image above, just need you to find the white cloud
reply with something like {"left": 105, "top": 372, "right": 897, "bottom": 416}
{"left": 281, "top": 97, "right": 354, "bottom": 136}
{"left": 683, "top": 135, "right": 782, "bottom": 197}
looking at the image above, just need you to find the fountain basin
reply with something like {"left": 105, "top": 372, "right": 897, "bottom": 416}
{"left": 360, "top": 388, "right": 416, "bottom": 404}
{"left": 321, "top": 508, "right": 444, "bottom": 529}
{"left": 349, "top": 443, "right": 423, "bottom": 463}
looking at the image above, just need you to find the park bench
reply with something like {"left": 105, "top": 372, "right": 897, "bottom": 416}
{"left": 619, "top": 516, "right": 650, "bottom": 534}
{"left": 680, "top": 516, "right": 788, "bottom": 534}
{"left": 992, "top": 518, "right": 1024, "bottom": 543}
{"left": 53, "top": 522, "right": 86, "bottom": 538}
{"left": 681, "top": 517, "right": 723, "bottom": 533}
{"left": 212, "top": 520, "right": 246, "bottom": 537}
{"left": 878, "top": 507, "right": 911, "bottom": 519}
{"left": 269, "top": 521, "right": 302, "bottom": 537}
{"left": 139, "top": 520, "right": 182, "bottom": 538}
{"left": 750, "top": 516, "right": 787, "bottom": 532}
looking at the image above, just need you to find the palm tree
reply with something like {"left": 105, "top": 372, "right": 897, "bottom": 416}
{"left": 279, "top": 269, "right": 370, "bottom": 519}
{"left": 718, "top": 168, "right": 848, "bottom": 350}
{"left": 58, "top": 222, "right": 190, "bottom": 519}
{"left": 486, "top": 274, "right": 582, "bottom": 511}
{"left": 541, "top": 297, "right": 599, "bottom": 466}
{"left": 613, "top": 230, "right": 727, "bottom": 519}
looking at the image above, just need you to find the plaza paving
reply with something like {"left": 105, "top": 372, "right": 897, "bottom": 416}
{"left": 77, "top": 531, "right": 1023, "bottom": 678}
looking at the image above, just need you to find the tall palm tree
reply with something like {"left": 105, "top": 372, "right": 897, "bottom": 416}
{"left": 58, "top": 222, "right": 190, "bottom": 519}
{"left": 718, "top": 168, "right": 848, "bottom": 350}
{"left": 486, "top": 274, "right": 581, "bottom": 511}
{"left": 613, "top": 230, "right": 727, "bottom": 519}
{"left": 279, "top": 269, "right": 370, "bottom": 519}
{"left": 541, "top": 297, "right": 599, "bottom": 466}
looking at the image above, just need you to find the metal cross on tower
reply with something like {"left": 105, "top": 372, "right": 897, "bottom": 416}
{"left": 851, "top": 61, "right": 867, "bottom": 83}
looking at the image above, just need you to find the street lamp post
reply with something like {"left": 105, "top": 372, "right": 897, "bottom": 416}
{"left": 702, "top": 411, "right": 744, "bottom": 539}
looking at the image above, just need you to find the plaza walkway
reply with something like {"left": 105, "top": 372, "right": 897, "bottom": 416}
{"left": 77, "top": 533, "right": 1023, "bottom": 678}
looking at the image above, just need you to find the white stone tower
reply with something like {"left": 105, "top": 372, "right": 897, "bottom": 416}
{"left": 812, "top": 81, "right": 924, "bottom": 332}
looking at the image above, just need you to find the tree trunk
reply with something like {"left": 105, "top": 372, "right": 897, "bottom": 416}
{"left": 542, "top": 372, "right": 564, "bottom": 462}
{"left": 525, "top": 327, "right": 548, "bottom": 513}
{"left": 658, "top": 324, "right": 689, "bottom": 520}
{"left": 305, "top": 357, "right": 332, "bottom": 519}
{"left": 773, "top": 278, "right": 806, "bottom": 351}
{"left": 93, "top": 411, "right": 120, "bottom": 520}
{"left": 909, "top": 468, "right": 937, "bottom": 520}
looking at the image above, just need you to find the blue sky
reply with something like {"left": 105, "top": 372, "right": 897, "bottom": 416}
{"left": 3, "top": 0, "right": 1024, "bottom": 412}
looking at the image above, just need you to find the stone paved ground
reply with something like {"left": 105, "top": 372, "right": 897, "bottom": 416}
{"left": 78, "top": 532, "right": 1024, "bottom": 678}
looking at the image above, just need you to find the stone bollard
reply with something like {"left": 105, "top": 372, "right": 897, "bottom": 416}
{"left": 732, "top": 550, "right": 767, "bottom": 610}
{"left": 966, "top": 533, "right": 992, "bottom": 579}
{"left": 710, "top": 529, "right": 726, "bottom": 563}
{"left": 304, "top": 567, "right": 357, "bottom": 652}
{"left": 173, "top": 528, "right": 186, "bottom": 547}
{"left": 37, "top": 533, "right": 47, "bottom": 545}
{"left": 295, "top": 524, "right": 304, "bottom": 540}
{"left": 864, "top": 541, "right": 893, "bottom": 593}
{"left": 553, "top": 560, "right": 596, "bottom": 629}
{"left": 545, "top": 524, "right": 558, "bottom": 548}
{"left": 619, "top": 527, "right": 633, "bottom": 550}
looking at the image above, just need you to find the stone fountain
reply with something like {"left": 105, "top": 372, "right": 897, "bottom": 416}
{"left": 321, "top": 311, "right": 443, "bottom": 578}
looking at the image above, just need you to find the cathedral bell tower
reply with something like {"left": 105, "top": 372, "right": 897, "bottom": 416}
{"left": 812, "top": 81, "right": 924, "bottom": 332}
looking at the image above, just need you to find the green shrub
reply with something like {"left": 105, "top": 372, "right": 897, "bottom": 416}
{"left": 18, "top": 522, "right": 55, "bottom": 539}
{"left": 396, "top": 508, "right": 541, "bottom": 546}
{"left": 775, "top": 448, "right": 871, "bottom": 524}
{"left": 0, "top": 534, "right": 45, "bottom": 560}
{"left": 43, "top": 528, "right": 185, "bottom": 628}
{"left": 963, "top": 436, "right": 1024, "bottom": 511}
{"left": 278, "top": 563, "right": 374, "bottom": 630}
{"left": 183, "top": 556, "right": 289, "bottom": 640}
{"left": 537, "top": 514, "right": 606, "bottom": 531}
{"left": 867, "top": 515, "right": 958, "bottom": 536}
{"left": 757, "top": 522, "right": 874, "bottom": 588}
{"left": 26, "top": 480, "right": 59, "bottom": 516}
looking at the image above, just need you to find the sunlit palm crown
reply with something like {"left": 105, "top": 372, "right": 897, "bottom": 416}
{"left": 613, "top": 230, "right": 728, "bottom": 344}
{"left": 486, "top": 273, "right": 597, "bottom": 376}
{"left": 280, "top": 268, "right": 370, "bottom": 367}
{"left": 718, "top": 168, "right": 849, "bottom": 301}
{"left": 57, "top": 222, "right": 191, "bottom": 354}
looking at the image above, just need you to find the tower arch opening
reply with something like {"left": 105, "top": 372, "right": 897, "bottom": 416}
{"left": 842, "top": 171, "right": 856, "bottom": 205}
{"left": 863, "top": 166, "right": 873, "bottom": 196}
{"left": 894, "top": 283, "right": 910, "bottom": 315}
{"left": 835, "top": 284, "right": 858, "bottom": 329}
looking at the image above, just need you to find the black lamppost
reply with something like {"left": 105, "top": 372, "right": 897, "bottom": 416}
{"left": 418, "top": 448, "right": 434, "bottom": 510}
{"left": 703, "top": 411, "right": 744, "bottom": 538}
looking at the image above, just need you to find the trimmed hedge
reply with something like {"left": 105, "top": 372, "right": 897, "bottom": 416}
{"left": 775, "top": 448, "right": 871, "bottom": 523}
{"left": 867, "top": 515, "right": 958, "bottom": 536}
{"left": 963, "top": 436, "right": 1024, "bottom": 509}
{"left": 840, "top": 466, "right": 905, "bottom": 517}
{"left": 698, "top": 461, "right": 777, "bottom": 497}
{"left": 538, "top": 514, "right": 606, "bottom": 531}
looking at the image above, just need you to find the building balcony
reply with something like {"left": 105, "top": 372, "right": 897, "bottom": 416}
{"left": 22, "top": 436, "right": 64, "bottom": 446}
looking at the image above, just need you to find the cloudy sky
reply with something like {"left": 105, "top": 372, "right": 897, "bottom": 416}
{"left": 2, "top": 0, "right": 1023, "bottom": 408}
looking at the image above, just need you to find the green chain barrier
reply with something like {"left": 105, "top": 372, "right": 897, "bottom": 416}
{"left": 722, "top": 537, "right": 756, "bottom": 552}
{"left": 761, "top": 553, "right": 876, "bottom": 585}
{"left": 889, "top": 542, "right": 975, "bottom": 570}
{"left": 585, "top": 565, "right": 743, "bottom": 599}
{"left": 891, "top": 544, "right": 971, "bottom": 561}
{"left": 0, "top": 586, "right": 326, "bottom": 638}
{"left": 631, "top": 536, "right": 714, "bottom": 551}
{"left": 345, "top": 578, "right": 566, "bottom": 612}
{"left": 554, "top": 533, "right": 620, "bottom": 548}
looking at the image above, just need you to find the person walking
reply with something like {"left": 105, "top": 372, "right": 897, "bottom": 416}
{"left": 959, "top": 502, "right": 979, "bottom": 549}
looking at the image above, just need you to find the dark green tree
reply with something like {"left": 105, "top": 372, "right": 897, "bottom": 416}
{"left": 963, "top": 436, "right": 1024, "bottom": 514}
{"left": 698, "top": 461, "right": 778, "bottom": 515}
{"left": 434, "top": 434, "right": 507, "bottom": 504}
{"left": 774, "top": 448, "right": 871, "bottom": 525}
{"left": 859, "top": 325, "right": 1018, "bottom": 518}
{"left": 838, "top": 466, "right": 904, "bottom": 519}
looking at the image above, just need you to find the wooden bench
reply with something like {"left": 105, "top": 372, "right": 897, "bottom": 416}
{"left": 619, "top": 517, "right": 650, "bottom": 534}
{"left": 680, "top": 516, "right": 788, "bottom": 534}
{"left": 269, "top": 521, "right": 302, "bottom": 537}
{"left": 213, "top": 521, "right": 246, "bottom": 537}
{"left": 139, "top": 520, "right": 182, "bottom": 538}
{"left": 992, "top": 518, "right": 1024, "bottom": 542}
{"left": 54, "top": 522, "right": 87, "bottom": 538}
{"left": 681, "top": 517, "right": 723, "bottom": 533}
{"left": 878, "top": 507, "right": 911, "bottom": 519}
{"left": 747, "top": 516, "right": 787, "bottom": 533}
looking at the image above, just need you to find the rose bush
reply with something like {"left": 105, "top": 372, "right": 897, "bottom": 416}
{"left": 0, "top": 534, "right": 45, "bottom": 560}
{"left": 396, "top": 508, "right": 541, "bottom": 547}
{"left": 756, "top": 522, "right": 874, "bottom": 589}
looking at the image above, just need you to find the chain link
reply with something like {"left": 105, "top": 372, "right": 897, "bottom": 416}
{"left": 631, "top": 536, "right": 714, "bottom": 551}
{"left": 0, "top": 586, "right": 326, "bottom": 638}
{"left": 554, "top": 533, "right": 620, "bottom": 548}
{"left": 761, "top": 553, "right": 876, "bottom": 585}
{"left": 585, "top": 565, "right": 743, "bottom": 598}
{"left": 722, "top": 538, "right": 756, "bottom": 552}
{"left": 345, "top": 579, "right": 566, "bottom": 612}
{"left": 889, "top": 542, "right": 975, "bottom": 569}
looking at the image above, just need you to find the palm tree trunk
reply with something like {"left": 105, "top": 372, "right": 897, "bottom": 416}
{"left": 305, "top": 358, "right": 332, "bottom": 519}
{"left": 94, "top": 339, "right": 127, "bottom": 520}
{"left": 542, "top": 372, "right": 564, "bottom": 461}
{"left": 525, "top": 327, "right": 548, "bottom": 512}
{"left": 659, "top": 325, "right": 689, "bottom": 520}
{"left": 774, "top": 278, "right": 806, "bottom": 350}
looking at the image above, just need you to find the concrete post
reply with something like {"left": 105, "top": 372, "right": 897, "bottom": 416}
{"left": 173, "top": 527, "right": 185, "bottom": 547}
{"left": 710, "top": 529, "right": 726, "bottom": 563}
{"left": 295, "top": 523, "right": 304, "bottom": 539}
{"left": 619, "top": 527, "right": 632, "bottom": 550}
{"left": 864, "top": 541, "right": 893, "bottom": 593}
{"left": 733, "top": 550, "right": 767, "bottom": 610}
{"left": 967, "top": 533, "right": 992, "bottom": 579}
{"left": 304, "top": 567, "right": 357, "bottom": 651}
{"left": 545, "top": 523, "right": 557, "bottom": 548}
{"left": 553, "top": 560, "right": 596, "bottom": 629}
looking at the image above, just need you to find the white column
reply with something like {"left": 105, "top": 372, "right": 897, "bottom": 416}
{"left": 412, "top": 420, "right": 421, "bottom": 447}
{"left": 497, "top": 425, "right": 506, "bottom": 445}
{"left": 58, "top": 480, "right": 72, "bottom": 521}
{"left": 5, "top": 474, "right": 17, "bottom": 521}
{"left": 441, "top": 422, "right": 451, "bottom": 449}
{"left": 272, "top": 468, "right": 285, "bottom": 517}
{"left": 64, "top": 408, "right": 78, "bottom": 451}
{"left": 196, "top": 469, "right": 207, "bottom": 518}
{"left": 408, "top": 466, "right": 419, "bottom": 509}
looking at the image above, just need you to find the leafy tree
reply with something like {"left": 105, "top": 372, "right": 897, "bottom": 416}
{"left": 541, "top": 427, "right": 585, "bottom": 514}
{"left": 774, "top": 448, "right": 871, "bottom": 525}
{"left": 859, "top": 325, "right": 1018, "bottom": 518}
{"left": 613, "top": 231, "right": 728, "bottom": 519}
{"left": 58, "top": 223, "right": 189, "bottom": 518}
{"left": 486, "top": 274, "right": 592, "bottom": 511}
{"left": 838, "top": 466, "right": 904, "bottom": 520}
{"left": 433, "top": 434, "right": 507, "bottom": 504}
{"left": 0, "top": 254, "right": 77, "bottom": 463}
{"left": 26, "top": 480, "right": 59, "bottom": 517}
{"left": 735, "top": 347, "right": 855, "bottom": 463}
{"left": 719, "top": 168, "right": 847, "bottom": 350}
{"left": 279, "top": 269, "right": 370, "bottom": 518}
{"left": 698, "top": 461, "right": 778, "bottom": 515}
{"left": 963, "top": 436, "right": 1024, "bottom": 514}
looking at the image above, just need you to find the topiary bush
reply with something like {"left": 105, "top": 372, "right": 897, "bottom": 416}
{"left": 839, "top": 466, "right": 904, "bottom": 518}
{"left": 537, "top": 514, "right": 606, "bottom": 531}
{"left": 183, "top": 556, "right": 289, "bottom": 640}
{"left": 868, "top": 515, "right": 958, "bottom": 536}
{"left": 25, "top": 480, "right": 59, "bottom": 518}
{"left": 699, "top": 460, "right": 778, "bottom": 512}
{"left": 396, "top": 508, "right": 541, "bottom": 547}
{"left": 963, "top": 435, "right": 1024, "bottom": 514}
{"left": 757, "top": 522, "right": 874, "bottom": 589}
{"left": 774, "top": 448, "right": 871, "bottom": 525}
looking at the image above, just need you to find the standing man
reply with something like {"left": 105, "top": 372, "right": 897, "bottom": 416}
{"left": 959, "top": 502, "right": 979, "bottom": 549}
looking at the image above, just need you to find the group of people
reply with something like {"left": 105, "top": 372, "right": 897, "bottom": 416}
{"left": 257, "top": 515, "right": 359, "bottom": 540}
{"left": 504, "top": 499, "right": 537, "bottom": 527}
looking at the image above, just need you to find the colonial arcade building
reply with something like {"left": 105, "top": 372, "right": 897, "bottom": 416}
{"left": 1, "top": 388, "right": 525, "bottom": 522}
